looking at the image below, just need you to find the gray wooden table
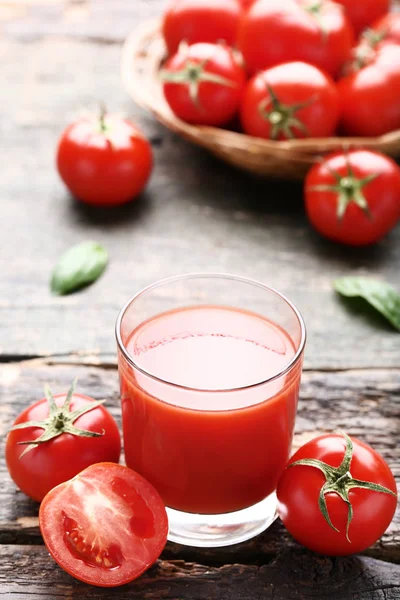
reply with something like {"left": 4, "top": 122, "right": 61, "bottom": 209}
{"left": 0, "top": 1, "right": 399, "bottom": 598}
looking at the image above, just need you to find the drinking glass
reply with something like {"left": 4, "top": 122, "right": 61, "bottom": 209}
{"left": 116, "top": 274, "right": 306, "bottom": 547}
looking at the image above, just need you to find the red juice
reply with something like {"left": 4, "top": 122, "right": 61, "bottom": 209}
{"left": 118, "top": 305, "right": 302, "bottom": 515}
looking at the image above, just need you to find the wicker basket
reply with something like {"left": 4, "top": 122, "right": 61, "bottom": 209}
{"left": 121, "top": 19, "right": 400, "bottom": 180}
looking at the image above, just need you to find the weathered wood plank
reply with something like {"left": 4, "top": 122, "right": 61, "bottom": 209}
{"left": 1, "top": 33, "right": 399, "bottom": 368}
{"left": 1, "top": 0, "right": 164, "bottom": 44}
{"left": 0, "top": 362, "right": 399, "bottom": 564}
{"left": 0, "top": 545, "right": 399, "bottom": 599}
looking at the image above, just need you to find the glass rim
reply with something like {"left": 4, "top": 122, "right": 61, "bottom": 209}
{"left": 115, "top": 273, "right": 307, "bottom": 393}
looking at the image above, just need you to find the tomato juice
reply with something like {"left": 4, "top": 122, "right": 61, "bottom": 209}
{"left": 118, "top": 304, "right": 303, "bottom": 515}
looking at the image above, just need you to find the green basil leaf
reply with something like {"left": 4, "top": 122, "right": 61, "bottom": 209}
{"left": 51, "top": 241, "right": 108, "bottom": 295}
{"left": 334, "top": 277, "right": 400, "bottom": 331}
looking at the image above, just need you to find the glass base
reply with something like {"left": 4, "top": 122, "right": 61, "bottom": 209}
{"left": 166, "top": 492, "right": 277, "bottom": 548}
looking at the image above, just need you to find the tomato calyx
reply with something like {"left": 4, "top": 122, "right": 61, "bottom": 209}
{"left": 361, "top": 28, "right": 387, "bottom": 50}
{"left": 347, "top": 29, "right": 386, "bottom": 72}
{"left": 9, "top": 380, "right": 106, "bottom": 458}
{"left": 258, "top": 83, "right": 314, "bottom": 140}
{"left": 346, "top": 40, "right": 378, "bottom": 73}
{"left": 288, "top": 432, "right": 396, "bottom": 542}
{"left": 98, "top": 104, "right": 109, "bottom": 134}
{"left": 345, "top": 29, "right": 386, "bottom": 73}
{"left": 302, "top": 0, "right": 328, "bottom": 41}
{"left": 160, "top": 44, "right": 237, "bottom": 109}
{"left": 303, "top": 0, "right": 324, "bottom": 17}
{"left": 310, "top": 155, "right": 379, "bottom": 219}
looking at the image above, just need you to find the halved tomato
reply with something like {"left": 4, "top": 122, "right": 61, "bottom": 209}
{"left": 39, "top": 463, "right": 168, "bottom": 587}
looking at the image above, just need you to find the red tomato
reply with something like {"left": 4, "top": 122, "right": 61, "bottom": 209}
{"left": 333, "top": 0, "right": 389, "bottom": 35}
{"left": 365, "top": 12, "right": 400, "bottom": 48}
{"left": 277, "top": 433, "right": 397, "bottom": 556}
{"left": 237, "top": 0, "right": 354, "bottom": 78}
{"left": 6, "top": 383, "right": 121, "bottom": 502}
{"left": 39, "top": 463, "right": 168, "bottom": 587}
{"left": 344, "top": 14, "right": 400, "bottom": 78}
{"left": 240, "top": 62, "right": 339, "bottom": 140}
{"left": 57, "top": 112, "right": 153, "bottom": 206}
{"left": 161, "top": 43, "right": 246, "bottom": 126}
{"left": 304, "top": 150, "right": 400, "bottom": 246}
{"left": 162, "top": 0, "right": 241, "bottom": 56}
{"left": 337, "top": 44, "right": 400, "bottom": 136}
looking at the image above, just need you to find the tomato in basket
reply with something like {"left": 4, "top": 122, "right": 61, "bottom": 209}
{"left": 237, "top": 0, "right": 354, "bottom": 78}
{"left": 332, "top": 0, "right": 389, "bottom": 36}
{"left": 160, "top": 42, "right": 246, "bottom": 126}
{"left": 240, "top": 62, "right": 339, "bottom": 140}
{"left": 163, "top": 0, "right": 241, "bottom": 56}
{"left": 362, "top": 12, "right": 400, "bottom": 49}
{"left": 337, "top": 43, "right": 400, "bottom": 136}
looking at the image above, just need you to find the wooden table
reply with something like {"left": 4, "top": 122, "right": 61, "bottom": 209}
{"left": 1, "top": 2, "right": 399, "bottom": 598}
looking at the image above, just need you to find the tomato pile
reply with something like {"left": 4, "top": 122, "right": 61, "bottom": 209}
{"left": 157, "top": 0, "right": 400, "bottom": 247}
{"left": 161, "top": 0, "right": 400, "bottom": 139}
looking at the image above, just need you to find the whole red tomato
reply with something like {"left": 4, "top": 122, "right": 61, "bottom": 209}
{"left": 240, "top": 62, "right": 339, "bottom": 140}
{"left": 161, "top": 42, "right": 246, "bottom": 126}
{"left": 305, "top": 150, "right": 400, "bottom": 246}
{"left": 337, "top": 44, "right": 400, "bottom": 136}
{"left": 57, "top": 112, "right": 153, "bottom": 206}
{"left": 162, "top": 0, "right": 241, "bottom": 56}
{"left": 333, "top": 0, "right": 389, "bottom": 36}
{"left": 277, "top": 433, "right": 397, "bottom": 556}
{"left": 6, "top": 382, "right": 121, "bottom": 502}
{"left": 40, "top": 463, "right": 168, "bottom": 587}
{"left": 237, "top": 0, "right": 354, "bottom": 78}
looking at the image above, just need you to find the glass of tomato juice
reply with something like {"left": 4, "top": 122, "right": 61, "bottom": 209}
{"left": 116, "top": 274, "right": 306, "bottom": 547}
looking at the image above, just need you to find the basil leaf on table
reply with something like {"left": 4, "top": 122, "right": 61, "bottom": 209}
{"left": 334, "top": 277, "right": 400, "bottom": 331}
{"left": 51, "top": 241, "right": 108, "bottom": 295}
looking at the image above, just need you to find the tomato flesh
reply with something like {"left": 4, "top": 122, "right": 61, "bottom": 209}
{"left": 39, "top": 463, "right": 168, "bottom": 587}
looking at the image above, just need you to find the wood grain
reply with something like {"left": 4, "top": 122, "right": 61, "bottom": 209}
{"left": 0, "top": 545, "right": 399, "bottom": 599}
{"left": 1, "top": 361, "right": 398, "bottom": 565}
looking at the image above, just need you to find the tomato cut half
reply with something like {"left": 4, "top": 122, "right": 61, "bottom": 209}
{"left": 39, "top": 463, "right": 168, "bottom": 587}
